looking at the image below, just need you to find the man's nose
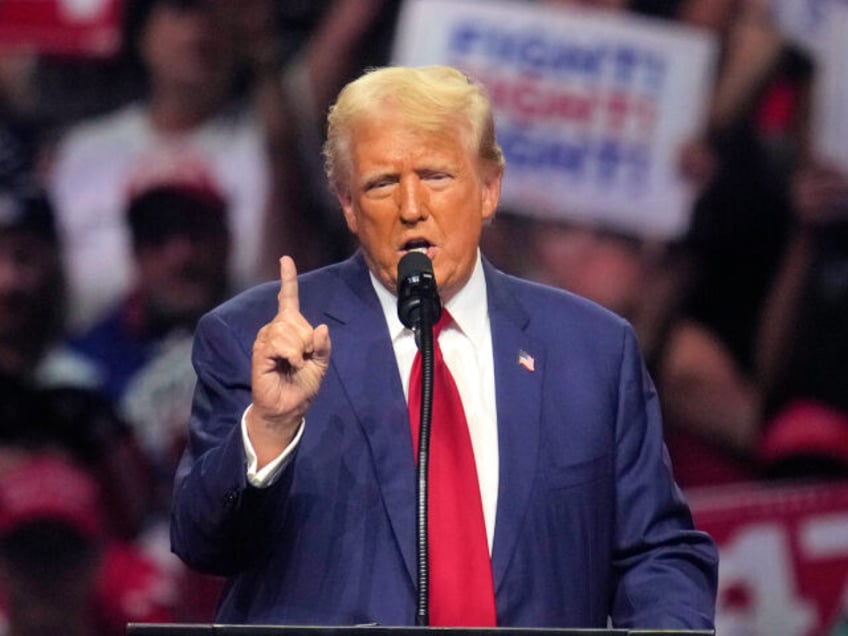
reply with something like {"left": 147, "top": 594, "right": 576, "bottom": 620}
{"left": 398, "top": 177, "right": 429, "bottom": 223}
{"left": 158, "top": 233, "right": 203, "bottom": 261}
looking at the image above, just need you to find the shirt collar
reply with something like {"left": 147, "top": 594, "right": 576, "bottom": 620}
{"left": 371, "top": 250, "right": 489, "bottom": 345}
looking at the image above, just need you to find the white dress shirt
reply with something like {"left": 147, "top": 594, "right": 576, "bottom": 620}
{"left": 242, "top": 251, "right": 499, "bottom": 551}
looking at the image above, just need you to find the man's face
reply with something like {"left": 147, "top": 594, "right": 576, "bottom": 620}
{"left": 0, "top": 232, "right": 58, "bottom": 342}
{"left": 140, "top": 1, "right": 235, "bottom": 98}
{"left": 337, "top": 108, "right": 502, "bottom": 301}
{"left": 135, "top": 227, "right": 228, "bottom": 324}
{"left": 530, "top": 223, "right": 647, "bottom": 319}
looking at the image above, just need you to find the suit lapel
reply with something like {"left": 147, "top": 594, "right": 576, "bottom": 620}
{"left": 484, "top": 262, "right": 544, "bottom": 595}
{"left": 322, "top": 254, "right": 419, "bottom": 585}
{"left": 316, "top": 255, "right": 544, "bottom": 593}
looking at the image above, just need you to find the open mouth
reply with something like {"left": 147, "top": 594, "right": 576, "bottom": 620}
{"left": 401, "top": 238, "right": 432, "bottom": 255}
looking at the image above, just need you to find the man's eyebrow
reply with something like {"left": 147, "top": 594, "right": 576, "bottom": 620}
{"left": 360, "top": 172, "right": 400, "bottom": 190}
{"left": 362, "top": 169, "right": 398, "bottom": 181}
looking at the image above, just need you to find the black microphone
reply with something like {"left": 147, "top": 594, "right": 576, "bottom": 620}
{"left": 397, "top": 251, "right": 442, "bottom": 341}
{"left": 397, "top": 250, "right": 441, "bottom": 626}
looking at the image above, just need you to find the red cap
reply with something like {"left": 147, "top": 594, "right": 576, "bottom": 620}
{"left": 124, "top": 149, "right": 226, "bottom": 210}
{"left": 0, "top": 454, "right": 104, "bottom": 539}
{"left": 760, "top": 400, "right": 848, "bottom": 467}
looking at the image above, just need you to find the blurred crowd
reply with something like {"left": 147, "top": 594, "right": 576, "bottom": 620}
{"left": 0, "top": 0, "right": 846, "bottom": 633}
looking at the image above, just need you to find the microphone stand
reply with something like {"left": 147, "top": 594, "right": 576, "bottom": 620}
{"left": 414, "top": 310, "right": 436, "bottom": 627}
{"left": 396, "top": 250, "right": 441, "bottom": 626}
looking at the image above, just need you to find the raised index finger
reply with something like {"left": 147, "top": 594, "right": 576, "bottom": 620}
{"left": 277, "top": 255, "right": 299, "bottom": 315}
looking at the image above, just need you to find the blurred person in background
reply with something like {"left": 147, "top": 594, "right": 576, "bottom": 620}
{"left": 648, "top": 0, "right": 815, "bottom": 487}
{"left": 0, "top": 381, "right": 153, "bottom": 542}
{"left": 0, "top": 186, "right": 65, "bottom": 385}
{"left": 755, "top": 156, "right": 848, "bottom": 479}
{"left": 60, "top": 168, "right": 230, "bottom": 517}
{"left": 0, "top": 451, "right": 174, "bottom": 636}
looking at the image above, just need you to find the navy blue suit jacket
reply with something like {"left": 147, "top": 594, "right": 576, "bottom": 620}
{"left": 171, "top": 252, "right": 717, "bottom": 628}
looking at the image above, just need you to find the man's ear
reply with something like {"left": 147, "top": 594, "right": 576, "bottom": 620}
{"left": 480, "top": 167, "right": 503, "bottom": 222}
{"left": 336, "top": 189, "right": 359, "bottom": 235}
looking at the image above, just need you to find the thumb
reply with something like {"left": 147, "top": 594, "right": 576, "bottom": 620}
{"left": 312, "top": 324, "right": 332, "bottom": 367}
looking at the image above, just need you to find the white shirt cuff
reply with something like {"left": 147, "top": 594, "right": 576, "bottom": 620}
{"left": 241, "top": 404, "right": 305, "bottom": 488}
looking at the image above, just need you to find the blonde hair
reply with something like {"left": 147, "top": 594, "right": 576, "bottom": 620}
{"left": 323, "top": 65, "right": 505, "bottom": 193}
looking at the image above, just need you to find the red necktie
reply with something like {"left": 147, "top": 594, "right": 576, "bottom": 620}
{"left": 408, "top": 311, "right": 497, "bottom": 627}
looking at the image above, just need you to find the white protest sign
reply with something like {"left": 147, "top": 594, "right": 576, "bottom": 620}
{"left": 811, "top": 2, "right": 848, "bottom": 173}
{"left": 393, "top": 0, "right": 718, "bottom": 240}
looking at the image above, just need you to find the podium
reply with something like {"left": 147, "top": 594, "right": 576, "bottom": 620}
{"left": 127, "top": 625, "right": 714, "bottom": 636}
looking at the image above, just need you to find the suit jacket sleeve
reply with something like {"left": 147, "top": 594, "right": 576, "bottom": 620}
{"left": 609, "top": 325, "right": 718, "bottom": 628}
{"left": 170, "top": 308, "right": 292, "bottom": 576}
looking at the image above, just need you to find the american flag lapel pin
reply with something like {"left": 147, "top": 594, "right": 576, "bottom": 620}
{"left": 518, "top": 350, "right": 535, "bottom": 372}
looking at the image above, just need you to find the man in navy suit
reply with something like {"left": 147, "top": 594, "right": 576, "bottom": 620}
{"left": 171, "top": 65, "right": 718, "bottom": 629}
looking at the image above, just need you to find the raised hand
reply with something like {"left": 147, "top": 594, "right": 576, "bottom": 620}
{"left": 247, "top": 256, "right": 332, "bottom": 466}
